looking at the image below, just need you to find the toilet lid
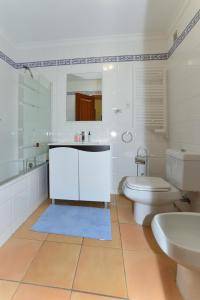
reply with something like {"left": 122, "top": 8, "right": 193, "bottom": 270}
{"left": 125, "top": 177, "right": 171, "bottom": 192}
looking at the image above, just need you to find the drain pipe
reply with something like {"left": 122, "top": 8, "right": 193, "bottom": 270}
{"left": 174, "top": 193, "right": 191, "bottom": 212}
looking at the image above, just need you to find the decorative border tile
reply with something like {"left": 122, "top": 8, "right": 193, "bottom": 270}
{"left": 0, "top": 8, "right": 200, "bottom": 69}
{"left": 168, "top": 8, "right": 200, "bottom": 57}
{"left": 0, "top": 50, "right": 16, "bottom": 68}
{"left": 13, "top": 53, "right": 168, "bottom": 69}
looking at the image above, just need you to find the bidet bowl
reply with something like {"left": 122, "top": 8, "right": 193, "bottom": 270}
{"left": 151, "top": 212, "right": 200, "bottom": 271}
{"left": 152, "top": 212, "right": 200, "bottom": 300}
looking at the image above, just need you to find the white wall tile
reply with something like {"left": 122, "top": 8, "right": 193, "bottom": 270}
{"left": 168, "top": 2, "right": 200, "bottom": 209}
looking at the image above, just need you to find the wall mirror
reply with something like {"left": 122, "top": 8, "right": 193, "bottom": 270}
{"left": 66, "top": 72, "right": 102, "bottom": 121}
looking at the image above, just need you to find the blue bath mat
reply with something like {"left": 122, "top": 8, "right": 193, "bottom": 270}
{"left": 32, "top": 204, "right": 112, "bottom": 240}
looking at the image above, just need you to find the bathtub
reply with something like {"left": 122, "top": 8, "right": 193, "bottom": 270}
{"left": 0, "top": 162, "right": 48, "bottom": 246}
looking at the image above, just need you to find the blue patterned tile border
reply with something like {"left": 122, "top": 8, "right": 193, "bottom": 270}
{"left": 168, "top": 8, "right": 200, "bottom": 57}
{"left": 0, "top": 8, "right": 200, "bottom": 69}
{"left": 0, "top": 50, "right": 16, "bottom": 68}
{"left": 13, "top": 53, "right": 168, "bottom": 69}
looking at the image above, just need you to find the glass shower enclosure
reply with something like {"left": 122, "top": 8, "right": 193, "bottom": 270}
{"left": 18, "top": 73, "right": 51, "bottom": 171}
{"left": 0, "top": 72, "right": 51, "bottom": 184}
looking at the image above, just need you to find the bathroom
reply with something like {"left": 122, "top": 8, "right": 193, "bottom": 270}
{"left": 0, "top": 0, "right": 200, "bottom": 299}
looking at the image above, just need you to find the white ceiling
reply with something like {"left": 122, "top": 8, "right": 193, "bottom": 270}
{"left": 0, "top": 0, "right": 185, "bottom": 46}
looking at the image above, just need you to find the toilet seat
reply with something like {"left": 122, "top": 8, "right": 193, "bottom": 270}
{"left": 123, "top": 180, "right": 180, "bottom": 205}
{"left": 125, "top": 177, "right": 171, "bottom": 192}
{"left": 122, "top": 176, "right": 181, "bottom": 225}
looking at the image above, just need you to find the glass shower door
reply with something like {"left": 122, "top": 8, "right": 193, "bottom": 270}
{"left": 18, "top": 73, "right": 51, "bottom": 170}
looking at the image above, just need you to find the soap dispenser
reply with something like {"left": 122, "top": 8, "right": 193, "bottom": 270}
{"left": 81, "top": 131, "right": 85, "bottom": 142}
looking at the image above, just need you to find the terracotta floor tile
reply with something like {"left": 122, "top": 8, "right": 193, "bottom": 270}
{"left": 23, "top": 241, "right": 81, "bottom": 289}
{"left": 120, "top": 223, "right": 162, "bottom": 253}
{"left": 71, "top": 291, "right": 124, "bottom": 300}
{"left": 0, "top": 238, "right": 42, "bottom": 281}
{"left": 83, "top": 222, "right": 121, "bottom": 249}
{"left": 13, "top": 222, "right": 48, "bottom": 241}
{"left": 110, "top": 206, "right": 118, "bottom": 222}
{"left": 0, "top": 280, "right": 19, "bottom": 300}
{"left": 12, "top": 201, "right": 50, "bottom": 241}
{"left": 12, "top": 283, "right": 71, "bottom": 300}
{"left": 117, "top": 206, "right": 134, "bottom": 224}
{"left": 110, "top": 194, "right": 117, "bottom": 206}
{"left": 34, "top": 199, "right": 51, "bottom": 216}
{"left": 22, "top": 212, "right": 43, "bottom": 227}
{"left": 73, "top": 246, "right": 127, "bottom": 298}
{"left": 47, "top": 233, "right": 83, "bottom": 245}
{"left": 116, "top": 195, "right": 132, "bottom": 208}
{"left": 124, "top": 251, "right": 183, "bottom": 300}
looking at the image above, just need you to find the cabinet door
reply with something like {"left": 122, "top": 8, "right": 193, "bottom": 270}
{"left": 79, "top": 149, "right": 110, "bottom": 202}
{"left": 49, "top": 147, "right": 79, "bottom": 200}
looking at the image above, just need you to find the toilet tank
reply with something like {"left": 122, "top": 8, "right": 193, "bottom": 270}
{"left": 166, "top": 149, "right": 200, "bottom": 191}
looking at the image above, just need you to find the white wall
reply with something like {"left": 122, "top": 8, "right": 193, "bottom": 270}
{"left": 167, "top": 0, "right": 200, "bottom": 48}
{"left": 167, "top": 0, "right": 200, "bottom": 209}
{"left": 168, "top": 0, "right": 200, "bottom": 152}
{"left": 0, "top": 34, "right": 18, "bottom": 164}
{"left": 0, "top": 30, "right": 169, "bottom": 194}
{"left": 0, "top": 31, "right": 16, "bottom": 60}
{"left": 15, "top": 35, "right": 167, "bottom": 62}
{"left": 37, "top": 59, "right": 167, "bottom": 193}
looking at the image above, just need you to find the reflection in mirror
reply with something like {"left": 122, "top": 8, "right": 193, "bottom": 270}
{"left": 66, "top": 72, "right": 102, "bottom": 121}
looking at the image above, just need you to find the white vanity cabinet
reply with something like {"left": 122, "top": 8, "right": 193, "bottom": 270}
{"left": 49, "top": 147, "right": 79, "bottom": 200}
{"left": 79, "top": 149, "right": 110, "bottom": 202}
{"left": 49, "top": 144, "right": 110, "bottom": 203}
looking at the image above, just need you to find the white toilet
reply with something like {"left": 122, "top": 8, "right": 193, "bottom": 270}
{"left": 122, "top": 149, "right": 200, "bottom": 225}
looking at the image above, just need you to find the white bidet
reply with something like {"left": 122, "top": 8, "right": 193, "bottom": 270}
{"left": 152, "top": 212, "right": 200, "bottom": 300}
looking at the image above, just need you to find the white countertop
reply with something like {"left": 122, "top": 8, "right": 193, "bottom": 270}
{"left": 48, "top": 141, "right": 110, "bottom": 146}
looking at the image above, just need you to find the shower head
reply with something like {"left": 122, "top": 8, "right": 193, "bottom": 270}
{"left": 23, "top": 65, "right": 34, "bottom": 79}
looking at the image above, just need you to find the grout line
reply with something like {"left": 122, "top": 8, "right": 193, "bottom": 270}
{"left": 41, "top": 239, "right": 83, "bottom": 247}
{"left": 71, "top": 234, "right": 83, "bottom": 291}
{"left": 79, "top": 244, "right": 122, "bottom": 251}
{"left": 0, "top": 277, "right": 128, "bottom": 300}
{"left": 72, "top": 289, "right": 129, "bottom": 299}
{"left": 15, "top": 280, "right": 73, "bottom": 292}
{"left": 20, "top": 237, "right": 46, "bottom": 283}
{"left": 10, "top": 280, "right": 21, "bottom": 300}
{"left": 118, "top": 217, "right": 129, "bottom": 300}
{"left": 11, "top": 236, "right": 47, "bottom": 242}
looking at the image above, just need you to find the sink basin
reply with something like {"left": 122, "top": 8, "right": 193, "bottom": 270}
{"left": 152, "top": 212, "right": 200, "bottom": 300}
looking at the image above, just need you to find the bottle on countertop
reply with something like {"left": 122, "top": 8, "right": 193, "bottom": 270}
{"left": 88, "top": 131, "right": 91, "bottom": 143}
{"left": 74, "top": 132, "right": 81, "bottom": 142}
{"left": 81, "top": 131, "right": 85, "bottom": 142}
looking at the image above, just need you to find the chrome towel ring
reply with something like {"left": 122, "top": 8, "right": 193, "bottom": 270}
{"left": 121, "top": 131, "right": 133, "bottom": 143}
